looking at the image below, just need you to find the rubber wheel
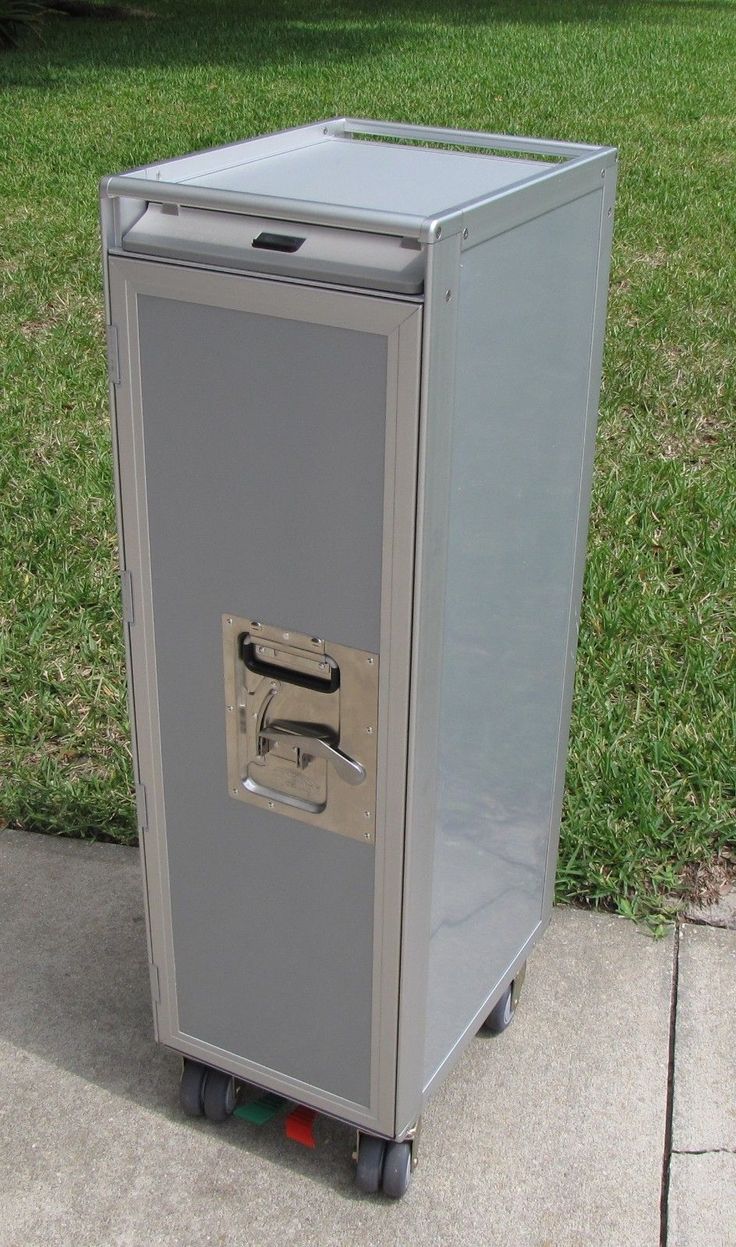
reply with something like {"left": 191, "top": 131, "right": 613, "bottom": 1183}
{"left": 382, "top": 1140, "right": 412, "bottom": 1199}
{"left": 483, "top": 982, "right": 516, "bottom": 1035}
{"left": 356, "top": 1135, "right": 387, "bottom": 1194}
{"left": 179, "top": 1059, "right": 207, "bottom": 1117}
{"left": 202, "top": 1068, "right": 236, "bottom": 1122}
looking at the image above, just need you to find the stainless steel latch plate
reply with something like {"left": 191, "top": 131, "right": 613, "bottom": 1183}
{"left": 223, "top": 615, "right": 379, "bottom": 843}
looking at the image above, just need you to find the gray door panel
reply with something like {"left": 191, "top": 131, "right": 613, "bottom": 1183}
{"left": 117, "top": 266, "right": 418, "bottom": 1108}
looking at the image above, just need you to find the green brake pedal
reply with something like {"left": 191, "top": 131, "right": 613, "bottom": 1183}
{"left": 234, "top": 1092, "right": 286, "bottom": 1124}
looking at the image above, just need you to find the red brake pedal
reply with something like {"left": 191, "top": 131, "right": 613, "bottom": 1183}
{"left": 284, "top": 1106, "right": 317, "bottom": 1148}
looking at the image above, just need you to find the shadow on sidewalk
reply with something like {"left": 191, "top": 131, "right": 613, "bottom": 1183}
{"left": 0, "top": 828, "right": 364, "bottom": 1198}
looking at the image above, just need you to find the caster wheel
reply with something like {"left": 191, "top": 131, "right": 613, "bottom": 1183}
{"left": 382, "top": 1140, "right": 412, "bottom": 1199}
{"left": 483, "top": 962, "right": 526, "bottom": 1035}
{"left": 179, "top": 1059, "right": 207, "bottom": 1117}
{"left": 484, "top": 982, "right": 515, "bottom": 1034}
{"left": 202, "top": 1068, "right": 236, "bottom": 1122}
{"left": 355, "top": 1135, "right": 387, "bottom": 1194}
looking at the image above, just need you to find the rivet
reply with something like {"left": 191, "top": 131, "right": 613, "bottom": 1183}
{"left": 364, "top": 831, "right": 371, "bottom": 841}
{"left": 601, "top": 169, "right": 606, "bottom": 179}
{"left": 227, "top": 617, "right": 233, "bottom": 625}
{"left": 232, "top": 787, "right": 238, "bottom": 795}
{"left": 462, "top": 227, "right": 469, "bottom": 240}
{"left": 268, "top": 801, "right": 275, "bottom": 809}
{"left": 283, "top": 632, "right": 290, "bottom": 640}
{"left": 319, "top": 662, "right": 329, "bottom": 671}
{"left": 435, "top": 224, "right": 442, "bottom": 238}
{"left": 608, "top": 206, "right": 612, "bottom": 217}
{"left": 252, "top": 621, "right": 262, "bottom": 629}
{"left": 367, "top": 657, "right": 374, "bottom": 665}
{"left": 227, "top": 705, "right": 234, "bottom": 712}
{"left": 364, "top": 810, "right": 371, "bottom": 819}
{"left": 310, "top": 637, "right": 322, "bottom": 645}
{"left": 366, "top": 726, "right": 374, "bottom": 734}
{"left": 445, "top": 289, "right": 452, "bottom": 302}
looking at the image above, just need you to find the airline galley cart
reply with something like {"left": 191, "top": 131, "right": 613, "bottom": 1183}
{"left": 101, "top": 118, "right": 616, "bottom": 1198}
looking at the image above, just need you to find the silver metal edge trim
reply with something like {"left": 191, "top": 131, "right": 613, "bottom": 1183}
{"left": 101, "top": 194, "right": 163, "bottom": 1042}
{"left": 393, "top": 231, "right": 462, "bottom": 1135}
{"left": 107, "top": 255, "right": 416, "bottom": 334}
{"left": 104, "top": 176, "right": 428, "bottom": 240}
{"left": 370, "top": 306, "right": 424, "bottom": 1135}
{"left": 108, "top": 265, "right": 180, "bottom": 1042}
{"left": 106, "top": 246, "right": 424, "bottom": 304}
{"left": 539, "top": 164, "right": 618, "bottom": 931}
{"left": 336, "top": 116, "right": 613, "bottom": 159}
{"left": 433, "top": 148, "right": 618, "bottom": 246}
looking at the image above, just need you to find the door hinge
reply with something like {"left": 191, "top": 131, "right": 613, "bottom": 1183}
{"left": 135, "top": 782, "right": 148, "bottom": 831}
{"left": 149, "top": 961, "right": 161, "bottom": 1004}
{"left": 106, "top": 323, "right": 121, "bottom": 386}
{"left": 121, "top": 569, "right": 134, "bottom": 626}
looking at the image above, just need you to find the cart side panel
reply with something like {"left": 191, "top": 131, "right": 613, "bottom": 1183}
{"left": 423, "top": 185, "right": 609, "bottom": 1084}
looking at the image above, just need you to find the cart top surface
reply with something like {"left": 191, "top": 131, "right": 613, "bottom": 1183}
{"left": 136, "top": 134, "right": 548, "bottom": 220}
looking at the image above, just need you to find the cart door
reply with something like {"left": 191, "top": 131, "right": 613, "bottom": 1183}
{"left": 108, "top": 256, "right": 421, "bottom": 1134}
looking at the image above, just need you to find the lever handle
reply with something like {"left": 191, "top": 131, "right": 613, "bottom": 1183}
{"left": 259, "top": 721, "right": 366, "bottom": 786}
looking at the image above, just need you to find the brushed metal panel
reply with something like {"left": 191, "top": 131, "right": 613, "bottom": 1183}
{"left": 222, "top": 614, "right": 380, "bottom": 842}
{"left": 423, "top": 190, "right": 606, "bottom": 1082}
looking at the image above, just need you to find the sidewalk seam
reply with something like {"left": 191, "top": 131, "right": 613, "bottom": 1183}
{"left": 671, "top": 1148, "right": 736, "bottom": 1157}
{"left": 659, "top": 921, "right": 681, "bottom": 1247}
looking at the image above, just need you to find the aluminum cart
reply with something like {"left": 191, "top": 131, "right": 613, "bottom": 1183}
{"left": 101, "top": 118, "right": 616, "bottom": 1198}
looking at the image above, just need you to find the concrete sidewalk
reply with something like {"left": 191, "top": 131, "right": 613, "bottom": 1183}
{"left": 0, "top": 829, "right": 733, "bottom": 1247}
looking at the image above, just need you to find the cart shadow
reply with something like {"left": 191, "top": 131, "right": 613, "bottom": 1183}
{"left": 0, "top": 829, "right": 378, "bottom": 1198}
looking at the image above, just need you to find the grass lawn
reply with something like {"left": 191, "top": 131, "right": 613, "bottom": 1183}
{"left": 1, "top": 0, "right": 734, "bottom": 926}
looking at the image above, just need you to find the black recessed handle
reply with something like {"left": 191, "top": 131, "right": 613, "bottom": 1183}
{"left": 239, "top": 635, "right": 340, "bottom": 694}
{"left": 252, "top": 231, "right": 305, "bottom": 254}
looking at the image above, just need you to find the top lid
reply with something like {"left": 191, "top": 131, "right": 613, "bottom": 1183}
{"left": 186, "top": 135, "right": 544, "bottom": 220}
{"left": 105, "top": 118, "right": 613, "bottom": 240}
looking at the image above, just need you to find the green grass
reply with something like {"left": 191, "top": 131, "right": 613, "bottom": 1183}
{"left": 1, "top": 0, "right": 734, "bottom": 925}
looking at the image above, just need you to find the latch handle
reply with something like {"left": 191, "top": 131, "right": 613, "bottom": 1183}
{"left": 240, "top": 635, "right": 340, "bottom": 694}
{"left": 259, "top": 721, "right": 366, "bottom": 786}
